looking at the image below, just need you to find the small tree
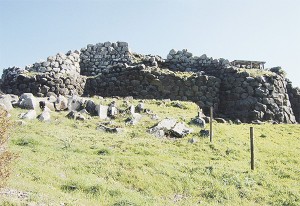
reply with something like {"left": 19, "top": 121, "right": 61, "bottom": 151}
{"left": 0, "top": 109, "right": 13, "bottom": 188}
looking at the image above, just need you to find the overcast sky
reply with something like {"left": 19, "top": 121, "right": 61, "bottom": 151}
{"left": 1, "top": 0, "right": 299, "bottom": 87}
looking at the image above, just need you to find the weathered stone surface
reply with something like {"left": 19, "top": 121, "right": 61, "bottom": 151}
{"left": 135, "top": 102, "right": 145, "bottom": 113}
{"left": 55, "top": 95, "right": 68, "bottom": 111}
{"left": 0, "top": 95, "right": 13, "bottom": 111}
{"left": 85, "top": 99, "right": 97, "bottom": 115}
{"left": 200, "top": 130, "right": 209, "bottom": 137}
{"left": 68, "top": 96, "right": 84, "bottom": 111}
{"left": 20, "top": 110, "right": 37, "bottom": 120}
{"left": 97, "top": 124, "right": 123, "bottom": 133}
{"left": 170, "top": 122, "right": 193, "bottom": 138}
{"left": 19, "top": 93, "right": 38, "bottom": 110}
{"left": 108, "top": 102, "right": 118, "bottom": 117}
{"left": 66, "top": 111, "right": 77, "bottom": 119}
{"left": 192, "top": 117, "right": 206, "bottom": 128}
{"left": 0, "top": 41, "right": 299, "bottom": 124}
{"left": 96, "top": 105, "right": 108, "bottom": 119}
{"left": 125, "top": 113, "right": 142, "bottom": 125}
{"left": 148, "top": 118, "right": 193, "bottom": 138}
{"left": 66, "top": 111, "right": 85, "bottom": 121}
{"left": 38, "top": 111, "right": 51, "bottom": 121}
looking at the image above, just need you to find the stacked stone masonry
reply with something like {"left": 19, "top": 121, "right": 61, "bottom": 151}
{"left": 287, "top": 81, "right": 300, "bottom": 123}
{"left": 1, "top": 41, "right": 298, "bottom": 123}
{"left": 84, "top": 66, "right": 220, "bottom": 113}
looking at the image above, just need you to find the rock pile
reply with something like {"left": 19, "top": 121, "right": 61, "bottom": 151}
{"left": 148, "top": 118, "right": 193, "bottom": 138}
{"left": 28, "top": 51, "right": 81, "bottom": 75}
{"left": 164, "top": 49, "right": 230, "bottom": 72}
{"left": 84, "top": 66, "right": 221, "bottom": 112}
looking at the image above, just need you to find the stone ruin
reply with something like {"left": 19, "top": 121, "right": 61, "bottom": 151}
{"left": 1, "top": 41, "right": 299, "bottom": 124}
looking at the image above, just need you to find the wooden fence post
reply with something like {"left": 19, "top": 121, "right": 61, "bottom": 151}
{"left": 250, "top": 127, "right": 254, "bottom": 170}
{"left": 210, "top": 107, "right": 213, "bottom": 143}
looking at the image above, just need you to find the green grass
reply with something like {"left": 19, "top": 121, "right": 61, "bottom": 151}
{"left": 236, "top": 68, "right": 275, "bottom": 77}
{"left": 1, "top": 98, "right": 300, "bottom": 205}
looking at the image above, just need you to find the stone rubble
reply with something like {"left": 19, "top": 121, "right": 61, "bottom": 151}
{"left": 1, "top": 41, "right": 299, "bottom": 124}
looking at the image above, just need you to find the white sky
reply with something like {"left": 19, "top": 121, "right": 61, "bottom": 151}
{"left": 1, "top": 0, "right": 299, "bottom": 87}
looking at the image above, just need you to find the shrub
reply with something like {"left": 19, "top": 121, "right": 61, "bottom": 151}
{"left": 0, "top": 109, "right": 13, "bottom": 188}
{"left": 270, "top": 66, "right": 287, "bottom": 77}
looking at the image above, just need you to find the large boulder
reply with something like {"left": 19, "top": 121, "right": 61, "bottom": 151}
{"left": 170, "top": 122, "right": 194, "bottom": 138}
{"left": 148, "top": 118, "right": 193, "bottom": 138}
{"left": 67, "top": 96, "right": 84, "bottom": 111}
{"left": 18, "top": 93, "right": 38, "bottom": 110}
{"left": 85, "top": 99, "right": 97, "bottom": 115}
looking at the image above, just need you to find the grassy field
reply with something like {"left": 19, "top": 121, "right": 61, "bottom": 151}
{"left": 1, "top": 98, "right": 300, "bottom": 206}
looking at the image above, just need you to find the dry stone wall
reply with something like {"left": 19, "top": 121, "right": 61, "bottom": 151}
{"left": 163, "top": 49, "right": 230, "bottom": 73}
{"left": 1, "top": 41, "right": 299, "bottom": 123}
{"left": 287, "top": 81, "right": 300, "bottom": 123}
{"left": 84, "top": 65, "right": 220, "bottom": 112}
{"left": 79, "top": 41, "right": 165, "bottom": 76}
{"left": 27, "top": 51, "right": 81, "bottom": 75}
{"left": 1, "top": 67, "right": 86, "bottom": 97}
{"left": 80, "top": 41, "right": 133, "bottom": 76}
{"left": 217, "top": 67, "right": 296, "bottom": 123}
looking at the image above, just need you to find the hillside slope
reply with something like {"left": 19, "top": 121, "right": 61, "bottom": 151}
{"left": 1, "top": 98, "right": 300, "bottom": 206}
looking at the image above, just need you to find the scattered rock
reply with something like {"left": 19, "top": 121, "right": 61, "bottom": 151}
{"left": 200, "top": 129, "right": 209, "bottom": 137}
{"left": 95, "top": 104, "right": 108, "bottom": 119}
{"left": 191, "top": 117, "right": 206, "bottom": 128}
{"left": 55, "top": 95, "right": 68, "bottom": 111}
{"left": 171, "top": 102, "right": 186, "bottom": 109}
{"left": 18, "top": 93, "right": 38, "bottom": 110}
{"left": 37, "top": 111, "right": 51, "bottom": 122}
{"left": 125, "top": 113, "right": 142, "bottom": 125}
{"left": 135, "top": 102, "right": 145, "bottom": 113}
{"left": 0, "top": 95, "right": 13, "bottom": 111}
{"left": 108, "top": 101, "right": 118, "bottom": 117}
{"left": 66, "top": 111, "right": 76, "bottom": 119}
{"left": 148, "top": 118, "right": 193, "bottom": 138}
{"left": 76, "top": 113, "right": 86, "bottom": 121}
{"left": 68, "top": 96, "right": 84, "bottom": 111}
{"left": 85, "top": 99, "right": 97, "bottom": 115}
{"left": 170, "top": 122, "right": 194, "bottom": 138}
{"left": 97, "top": 124, "right": 123, "bottom": 133}
{"left": 20, "top": 110, "right": 37, "bottom": 120}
